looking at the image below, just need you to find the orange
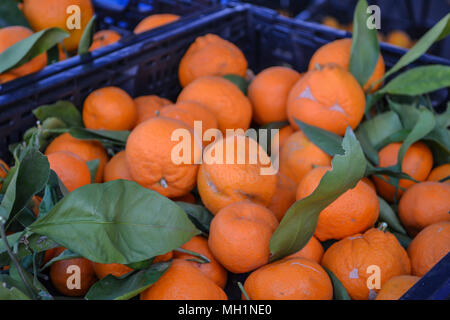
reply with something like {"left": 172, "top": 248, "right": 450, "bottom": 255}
{"left": 287, "top": 64, "right": 366, "bottom": 135}
{"left": 375, "top": 275, "right": 420, "bottom": 300}
{"left": 386, "top": 30, "right": 413, "bottom": 49}
{"left": 153, "top": 251, "right": 174, "bottom": 263}
{"left": 267, "top": 172, "right": 297, "bottom": 221}
{"left": 0, "top": 26, "right": 47, "bottom": 77}
{"left": 322, "top": 16, "right": 340, "bottom": 29}
{"left": 308, "top": 38, "right": 385, "bottom": 92}
{"left": 159, "top": 101, "right": 219, "bottom": 146}
{"left": 23, "top": 0, "right": 94, "bottom": 52}
{"left": 279, "top": 130, "right": 332, "bottom": 184}
{"left": 45, "top": 132, "right": 109, "bottom": 183}
{"left": 126, "top": 117, "right": 201, "bottom": 197}
{"left": 322, "top": 228, "right": 411, "bottom": 300}
{"left": 0, "top": 73, "right": 17, "bottom": 84}
{"left": 398, "top": 182, "right": 450, "bottom": 236}
{"left": 178, "top": 34, "right": 248, "bottom": 88}
{"left": 244, "top": 257, "right": 332, "bottom": 300}
{"left": 427, "top": 164, "right": 450, "bottom": 183}
{"left": 248, "top": 66, "right": 301, "bottom": 125}
{"left": 103, "top": 151, "right": 133, "bottom": 182}
{"left": 140, "top": 259, "right": 227, "bottom": 300}
{"left": 31, "top": 195, "right": 42, "bottom": 217}
{"left": 178, "top": 76, "right": 252, "bottom": 132}
{"left": 197, "top": 133, "right": 277, "bottom": 214}
{"left": 43, "top": 247, "right": 65, "bottom": 266}
{"left": 0, "top": 159, "right": 9, "bottom": 190}
{"left": 407, "top": 221, "right": 450, "bottom": 277}
{"left": 173, "top": 236, "right": 228, "bottom": 288}
{"left": 297, "top": 166, "right": 379, "bottom": 241}
{"left": 93, "top": 263, "right": 133, "bottom": 280}
{"left": 134, "top": 95, "right": 172, "bottom": 125}
{"left": 362, "top": 177, "right": 376, "bottom": 191}
{"left": 283, "top": 236, "right": 324, "bottom": 263}
{"left": 83, "top": 87, "right": 137, "bottom": 130}
{"left": 271, "top": 125, "right": 294, "bottom": 156}
{"left": 373, "top": 142, "right": 433, "bottom": 202}
{"left": 134, "top": 14, "right": 180, "bottom": 34}
{"left": 50, "top": 249, "right": 97, "bottom": 297}
{"left": 47, "top": 151, "right": 91, "bottom": 192}
{"left": 89, "top": 30, "right": 121, "bottom": 51}
{"left": 208, "top": 201, "right": 279, "bottom": 274}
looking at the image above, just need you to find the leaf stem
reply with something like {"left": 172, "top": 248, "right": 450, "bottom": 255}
{"left": 0, "top": 218, "right": 36, "bottom": 299}
{"left": 174, "top": 248, "right": 211, "bottom": 264}
{"left": 237, "top": 282, "right": 250, "bottom": 300}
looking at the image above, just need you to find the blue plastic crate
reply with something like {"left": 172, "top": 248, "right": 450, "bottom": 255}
{"left": 296, "top": 0, "right": 450, "bottom": 59}
{"left": 0, "top": 0, "right": 221, "bottom": 95}
{"left": 0, "top": 2, "right": 448, "bottom": 299}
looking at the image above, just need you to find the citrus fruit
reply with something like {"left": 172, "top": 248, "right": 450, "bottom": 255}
{"left": 244, "top": 257, "right": 333, "bottom": 300}
{"left": 297, "top": 167, "right": 379, "bottom": 241}
{"left": 173, "top": 235, "right": 228, "bottom": 288}
{"left": 375, "top": 275, "right": 420, "bottom": 300}
{"left": 47, "top": 151, "right": 91, "bottom": 192}
{"left": 45, "top": 132, "right": 109, "bottom": 183}
{"left": 208, "top": 201, "right": 279, "bottom": 273}
{"left": 372, "top": 142, "right": 433, "bottom": 202}
{"left": 0, "top": 26, "right": 47, "bottom": 77}
{"left": 83, "top": 87, "right": 137, "bottom": 131}
{"left": 398, "top": 182, "right": 450, "bottom": 236}
{"left": 23, "top": 0, "right": 94, "bottom": 52}
{"left": 103, "top": 151, "right": 133, "bottom": 182}
{"left": 197, "top": 133, "right": 277, "bottom": 214}
{"left": 407, "top": 221, "right": 450, "bottom": 277}
{"left": 321, "top": 227, "right": 411, "bottom": 300}
{"left": 178, "top": 76, "right": 252, "bottom": 132}
{"left": 427, "top": 164, "right": 450, "bottom": 183}
{"left": 134, "top": 95, "right": 172, "bottom": 125}
{"left": 248, "top": 66, "right": 301, "bottom": 125}
{"left": 287, "top": 63, "right": 366, "bottom": 135}
{"left": 89, "top": 30, "right": 121, "bottom": 51}
{"left": 178, "top": 34, "right": 248, "bottom": 87}
{"left": 134, "top": 14, "right": 180, "bottom": 34}
{"left": 140, "top": 259, "right": 227, "bottom": 300}
{"left": 308, "top": 38, "right": 385, "bottom": 92}
{"left": 125, "top": 117, "right": 201, "bottom": 197}
{"left": 283, "top": 236, "right": 324, "bottom": 263}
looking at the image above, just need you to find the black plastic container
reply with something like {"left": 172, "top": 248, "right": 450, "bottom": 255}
{"left": 0, "top": 2, "right": 448, "bottom": 299}
{"left": 296, "top": 0, "right": 450, "bottom": 59}
{"left": 0, "top": 0, "right": 221, "bottom": 96}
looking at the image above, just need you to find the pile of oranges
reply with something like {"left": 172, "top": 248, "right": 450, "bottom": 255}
{"left": 3, "top": 29, "right": 445, "bottom": 301}
{"left": 0, "top": 0, "right": 181, "bottom": 85}
{"left": 0, "top": 0, "right": 449, "bottom": 299}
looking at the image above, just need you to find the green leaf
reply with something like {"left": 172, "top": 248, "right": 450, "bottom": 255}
{"left": 33, "top": 101, "right": 83, "bottom": 128}
{"left": 29, "top": 180, "right": 200, "bottom": 264}
{"left": 379, "top": 65, "right": 450, "bottom": 97}
{"left": 357, "top": 111, "right": 403, "bottom": 149}
{"left": 378, "top": 197, "right": 406, "bottom": 234}
{"left": 392, "top": 231, "right": 412, "bottom": 250}
{"left": 384, "top": 13, "right": 450, "bottom": 79}
{"left": 0, "top": 233, "right": 59, "bottom": 267}
{"left": 176, "top": 202, "right": 213, "bottom": 234}
{"left": 324, "top": 267, "right": 351, "bottom": 300}
{"left": 38, "top": 170, "right": 66, "bottom": 218}
{"left": 0, "top": 27, "right": 69, "bottom": 74}
{"left": 77, "top": 15, "right": 97, "bottom": 55}
{"left": 1, "top": 148, "right": 50, "bottom": 221}
{"left": 86, "top": 159, "right": 99, "bottom": 184}
{"left": 269, "top": 127, "right": 367, "bottom": 261}
{"left": 69, "top": 128, "right": 129, "bottom": 147}
{"left": 294, "top": 119, "right": 343, "bottom": 156}
{"left": 349, "top": 0, "right": 380, "bottom": 88}
{"left": 395, "top": 107, "right": 436, "bottom": 170}
{"left": 223, "top": 74, "right": 249, "bottom": 95}
{"left": 85, "top": 261, "right": 170, "bottom": 300}
{"left": 0, "top": 0, "right": 30, "bottom": 28}
{"left": 40, "top": 249, "right": 81, "bottom": 270}
{"left": 0, "top": 278, "right": 31, "bottom": 300}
